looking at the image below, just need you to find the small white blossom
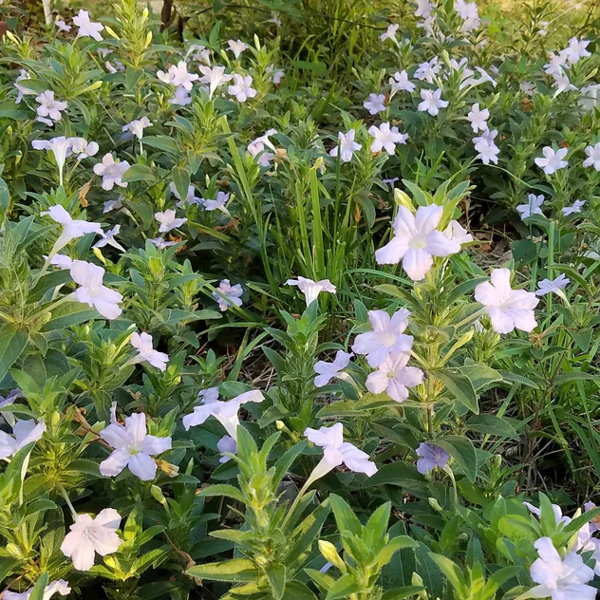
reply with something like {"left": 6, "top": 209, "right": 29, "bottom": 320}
{"left": 444, "top": 220, "right": 473, "bottom": 245}
{"left": 473, "top": 128, "right": 500, "bottom": 165}
{"left": 330, "top": 129, "right": 362, "bottom": 162}
{"left": 158, "top": 61, "right": 199, "bottom": 91}
{"left": 466, "top": 103, "right": 489, "bottom": 132}
{"left": 73, "top": 9, "right": 104, "bottom": 41}
{"left": 93, "top": 154, "right": 130, "bottom": 190}
{"left": 475, "top": 268, "right": 539, "bottom": 334}
{"left": 418, "top": 88, "right": 448, "bottom": 116}
{"left": 93, "top": 225, "right": 125, "bottom": 253}
{"left": 69, "top": 260, "right": 123, "bottom": 320}
{"left": 389, "top": 70, "right": 416, "bottom": 94}
{"left": 49, "top": 254, "right": 73, "bottom": 270}
{"left": 285, "top": 276, "right": 336, "bottom": 306}
{"left": 415, "top": 0, "right": 434, "bottom": 18}
{"left": 55, "top": 19, "right": 71, "bottom": 32}
{"left": 536, "top": 274, "right": 570, "bottom": 296}
{"left": 247, "top": 129, "right": 277, "bottom": 166}
{"left": 455, "top": 0, "right": 480, "bottom": 32}
{"left": 170, "top": 182, "right": 200, "bottom": 207}
{"left": 380, "top": 24, "right": 399, "bottom": 43}
{"left": 148, "top": 237, "right": 177, "bottom": 249}
{"left": 170, "top": 86, "right": 192, "bottom": 106}
{"left": 0, "top": 419, "right": 46, "bottom": 459}
{"left": 154, "top": 209, "right": 187, "bottom": 233}
{"left": 198, "top": 66, "right": 233, "bottom": 99}
{"left": 227, "top": 74, "right": 257, "bottom": 102}
{"left": 4, "top": 579, "right": 70, "bottom": 600}
{"left": 364, "top": 93, "right": 386, "bottom": 115}
{"left": 516, "top": 194, "right": 545, "bottom": 220}
{"left": 583, "top": 143, "right": 600, "bottom": 170}
{"left": 562, "top": 199, "right": 586, "bottom": 216}
{"left": 41, "top": 205, "right": 103, "bottom": 253}
{"left": 415, "top": 57, "right": 441, "bottom": 83}
{"left": 552, "top": 71, "right": 577, "bottom": 96}
{"left": 14, "top": 70, "right": 34, "bottom": 104}
{"left": 217, "top": 435, "right": 237, "bottom": 463}
{"left": 122, "top": 116, "right": 152, "bottom": 140}
{"left": 61, "top": 509, "right": 121, "bottom": 571}
{"left": 535, "top": 147, "right": 568, "bottom": 175}
{"left": 35, "top": 91, "right": 67, "bottom": 124}
{"left": 520, "top": 81, "right": 536, "bottom": 96}
{"left": 103, "top": 197, "right": 123, "bottom": 213}
{"left": 368, "top": 122, "right": 408, "bottom": 154}
{"left": 201, "top": 191, "right": 230, "bottom": 212}
{"left": 130, "top": 332, "right": 169, "bottom": 371}
{"left": 313, "top": 351, "right": 353, "bottom": 388}
{"left": 213, "top": 280, "right": 243, "bottom": 311}
{"left": 227, "top": 39, "right": 248, "bottom": 58}
{"left": 562, "top": 36, "right": 591, "bottom": 64}
{"left": 366, "top": 352, "right": 423, "bottom": 402}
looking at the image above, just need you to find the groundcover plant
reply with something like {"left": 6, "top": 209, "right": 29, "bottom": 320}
{"left": 1, "top": 0, "right": 600, "bottom": 598}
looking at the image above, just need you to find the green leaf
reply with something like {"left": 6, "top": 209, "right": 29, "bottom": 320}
{"left": 434, "top": 368, "right": 479, "bottom": 414}
{"left": 172, "top": 167, "right": 191, "bottom": 205}
{"left": 498, "top": 371, "right": 540, "bottom": 389}
{"left": 28, "top": 572, "right": 49, "bottom": 600}
{"left": 265, "top": 563, "right": 286, "bottom": 599}
{"left": 200, "top": 484, "right": 245, "bottom": 503}
{"left": 446, "top": 277, "right": 489, "bottom": 305}
{"left": 325, "top": 574, "right": 360, "bottom": 600}
{"left": 187, "top": 558, "right": 259, "bottom": 582}
{"left": 381, "top": 587, "right": 426, "bottom": 600}
{"left": 121, "top": 164, "right": 157, "bottom": 183}
{"left": 554, "top": 371, "right": 600, "bottom": 385}
{"left": 466, "top": 415, "right": 519, "bottom": 439}
{"left": 429, "top": 554, "right": 467, "bottom": 596}
{"left": 329, "top": 494, "right": 362, "bottom": 536}
{"left": 143, "top": 136, "right": 180, "bottom": 154}
{"left": 0, "top": 324, "right": 28, "bottom": 383}
{"left": 435, "top": 436, "right": 478, "bottom": 482}
{"left": 41, "top": 303, "right": 98, "bottom": 331}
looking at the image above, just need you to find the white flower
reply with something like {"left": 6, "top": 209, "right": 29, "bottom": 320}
{"left": 364, "top": 93, "right": 386, "bottom": 115}
{"left": 544, "top": 52, "right": 568, "bottom": 78}
{"left": 389, "top": 70, "right": 416, "bottom": 94}
{"left": 552, "top": 71, "right": 577, "bottom": 96}
{"left": 148, "top": 237, "right": 177, "bottom": 249}
{"left": 562, "top": 37, "right": 591, "bottom": 64}
{"left": 196, "top": 387, "right": 219, "bottom": 405}
{"left": 473, "top": 66, "right": 497, "bottom": 88}
{"left": 73, "top": 10, "right": 104, "bottom": 41}
{"left": 535, "top": 147, "right": 568, "bottom": 175}
{"left": 352, "top": 309, "right": 414, "bottom": 368}
{"left": 93, "top": 225, "right": 125, "bottom": 253}
{"left": 520, "top": 81, "right": 536, "bottom": 96}
{"left": 201, "top": 191, "right": 230, "bottom": 212}
{"left": 286, "top": 276, "right": 336, "bottom": 306}
{"left": 69, "top": 138, "right": 99, "bottom": 159}
{"left": 170, "top": 182, "right": 200, "bottom": 206}
{"left": 130, "top": 332, "right": 169, "bottom": 371}
{"left": 170, "top": 86, "right": 192, "bottom": 106}
{"left": 474, "top": 268, "right": 539, "bottom": 334}
{"left": 41, "top": 205, "right": 103, "bottom": 253}
{"left": 4, "top": 580, "right": 70, "bottom": 600}
{"left": 583, "top": 143, "right": 600, "bottom": 170}
{"left": 473, "top": 129, "right": 500, "bottom": 165}
{"left": 217, "top": 435, "right": 237, "bottom": 463}
{"left": 198, "top": 66, "right": 233, "bottom": 99}
{"left": 227, "top": 74, "right": 257, "bottom": 103}
{"left": 99, "top": 408, "right": 172, "bottom": 480}
{"left": 536, "top": 274, "right": 570, "bottom": 296}
{"left": 161, "top": 61, "right": 199, "bottom": 91}
{"left": 266, "top": 64, "right": 284, "bottom": 84}
{"left": 529, "top": 537, "right": 596, "bottom": 600}
{"left": 35, "top": 91, "right": 67, "bottom": 124}
{"left": 444, "top": 220, "right": 473, "bottom": 245}
{"left": 466, "top": 103, "right": 489, "bottom": 132}
{"left": 368, "top": 122, "right": 408, "bottom": 154}
{"left": 366, "top": 351, "right": 423, "bottom": 402}
{"left": 0, "top": 419, "right": 46, "bottom": 459}
{"left": 455, "top": 0, "right": 480, "bottom": 31}
{"left": 14, "top": 70, "right": 34, "bottom": 104}
{"left": 154, "top": 209, "right": 187, "bottom": 233}
{"left": 213, "top": 279, "right": 243, "bottom": 311}
{"left": 103, "top": 197, "right": 123, "bottom": 213}
{"left": 32, "top": 137, "right": 87, "bottom": 186}
{"left": 304, "top": 423, "right": 377, "bottom": 479}
{"left": 189, "top": 44, "right": 211, "bottom": 65}
{"left": 93, "top": 154, "right": 130, "bottom": 191}
{"left": 380, "top": 24, "right": 399, "bottom": 43}
{"left": 182, "top": 390, "right": 264, "bottom": 440}
{"left": 516, "top": 194, "right": 545, "bottom": 220}
{"left": 562, "top": 199, "right": 586, "bottom": 216}
{"left": 122, "top": 116, "right": 152, "bottom": 140}
{"left": 49, "top": 254, "right": 73, "bottom": 270}
{"left": 60, "top": 508, "right": 121, "bottom": 571}
{"left": 375, "top": 204, "right": 461, "bottom": 280}
{"left": 55, "top": 19, "right": 71, "bottom": 32}
{"left": 330, "top": 129, "right": 362, "bottom": 162}
{"left": 523, "top": 501, "right": 570, "bottom": 526}
{"left": 418, "top": 88, "right": 448, "bottom": 116}
{"left": 313, "top": 350, "right": 353, "bottom": 387}
{"left": 227, "top": 39, "right": 248, "bottom": 58}
{"left": 415, "top": 0, "right": 434, "bottom": 18}
{"left": 247, "top": 129, "right": 277, "bottom": 166}
{"left": 415, "top": 57, "right": 441, "bottom": 83}
{"left": 268, "top": 13, "right": 282, "bottom": 26}
{"left": 0, "top": 389, "right": 22, "bottom": 427}
{"left": 69, "top": 260, "right": 123, "bottom": 320}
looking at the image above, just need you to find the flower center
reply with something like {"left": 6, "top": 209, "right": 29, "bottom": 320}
{"left": 409, "top": 236, "right": 427, "bottom": 250}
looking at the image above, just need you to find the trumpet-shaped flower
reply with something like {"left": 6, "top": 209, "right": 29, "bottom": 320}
{"left": 474, "top": 268, "right": 539, "bottom": 334}
{"left": 455, "top": 0, "right": 480, "bottom": 31}
{"left": 380, "top": 24, "right": 399, "bottom": 43}
{"left": 73, "top": 9, "right": 104, "bottom": 41}
{"left": 33, "top": 137, "right": 96, "bottom": 186}
{"left": 529, "top": 537, "right": 596, "bottom": 600}
{"left": 415, "top": 57, "right": 441, "bottom": 83}
{"left": 352, "top": 309, "right": 413, "bottom": 368}
{"left": 304, "top": 423, "right": 377, "bottom": 480}
{"left": 535, "top": 147, "right": 568, "bottom": 175}
{"left": 0, "top": 419, "right": 46, "bottom": 459}
{"left": 213, "top": 279, "right": 243, "bottom": 311}
{"left": 473, "top": 131, "right": 500, "bottom": 165}
{"left": 201, "top": 191, "right": 230, "bottom": 212}
{"left": 35, "top": 91, "right": 67, "bottom": 125}
{"left": 516, "top": 194, "right": 545, "bottom": 220}
{"left": 197, "top": 387, "right": 220, "bottom": 405}
{"left": 552, "top": 71, "right": 577, "bottom": 96}
{"left": 55, "top": 18, "right": 71, "bottom": 32}
{"left": 418, "top": 88, "right": 448, "bottom": 116}
{"left": 286, "top": 276, "right": 336, "bottom": 306}
{"left": 368, "top": 122, "right": 408, "bottom": 154}
{"left": 49, "top": 254, "right": 73, "bottom": 270}
{"left": 583, "top": 143, "right": 600, "bottom": 170}
{"left": 155, "top": 209, "right": 187, "bottom": 233}
{"left": 170, "top": 86, "right": 192, "bottom": 106}
{"left": 248, "top": 129, "right": 277, "bottom": 166}
{"left": 562, "top": 199, "right": 586, "bottom": 216}
{"left": 228, "top": 74, "right": 257, "bottom": 102}
{"left": 69, "top": 260, "right": 123, "bottom": 320}
{"left": 330, "top": 129, "right": 362, "bottom": 162}
{"left": 61, "top": 508, "right": 121, "bottom": 571}
{"left": 415, "top": 0, "right": 434, "bottom": 18}
{"left": 227, "top": 39, "right": 248, "bottom": 58}
{"left": 14, "top": 70, "right": 34, "bottom": 104}
{"left": 99, "top": 408, "right": 172, "bottom": 480}
{"left": 375, "top": 204, "right": 460, "bottom": 280}
{"left": 444, "top": 220, "right": 474, "bottom": 245}
{"left": 4, "top": 579, "right": 70, "bottom": 600}
{"left": 466, "top": 103, "right": 489, "bottom": 132}
{"left": 182, "top": 390, "right": 264, "bottom": 440}
{"left": 170, "top": 182, "right": 200, "bottom": 206}
{"left": 389, "top": 70, "right": 416, "bottom": 94}
{"left": 148, "top": 237, "right": 177, "bottom": 249}
{"left": 562, "top": 37, "right": 591, "bottom": 64}
{"left": 366, "top": 351, "right": 423, "bottom": 402}
{"left": 122, "top": 117, "right": 152, "bottom": 140}
{"left": 314, "top": 350, "right": 353, "bottom": 387}
{"left": 364, "top": 93, "right": 386, "bottom": 115}
{"left": 416, "top": 443, "right": 450, "bottom": 474}
{"left": 217, "top": 435, "right": 237, "bottom": 463}
{"left": 103, "top": 197, "right": 123, "bottom": 213}
{"left": 130, "top": 332, "right": 169, "bottom": 371}
{"left": 160, "top": 61, "right": 199, "bottom": 90}
{"left": 41, "top": 205, "right": 103, "bottom": 254}
{"left": 93, "top": 154, "right": 130, "bottom": 190}
{"left": 536, "top": 274, "right": 570, "bottom": 297}
{"left": 93, "top": 225, "right": 125, "bottom": 253}
{"left": 198, "top": 66, "right": 233, "bottom": 99}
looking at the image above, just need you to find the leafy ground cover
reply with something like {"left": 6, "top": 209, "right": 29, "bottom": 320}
{"left": 1, "top": 0, "right": 600, "bottom": 598}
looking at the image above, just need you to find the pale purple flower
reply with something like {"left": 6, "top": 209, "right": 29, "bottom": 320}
{"left": 330, "top": 129, "right": 362, "bottom": 162}
{"left": 148, "top": 237, "right": 177, "bottom": 249}
{"left": 536, "top": 274, "right": 570, "bottom": 297}
{"left": 55, "top": 19, "right": 71, "bottom": 32}
{"left": 130, "top": 332, "right": 169, "bottom": 371}
{"left": 41, "top": 205, "right": 103, "bottom": 253}
{"left": 4, "top": 579, "right": 70, "bottom": 600}
{"left": 69, "top": 260, "right": 123, "bottom": 320}
{"left": 389, "top": 70, "right": 416, "bottom": 94}
{"left": 247, "top": 129, "right": 277, "bottom": 166}
{"left": 198, "top": 65, "right": 233, "bottom": 99}
{"left": 364, "top": 93, "right": 386, "bottom": 115}
{"left": 562, "top": 199, "right": 586, "bottom": 216}
{"left": 154, "top": 209, "right": 187, "bottom": 233}
{"left": 213, "top": 279, "right": 243, "bottom": 311}
{"left": 170, "top": 86, "right": 192, "bottom": 106}
{"left": 466, "top": 103, "right": 489, "bottom": 132}
{"left": 266, "top": 64, "right": 284, "bottom": 84}
{"left": 455, "top": 0, "right": 480, "bottom": 31}
{"left": 380, "top": 24, "right": 399, "bottom": 43}
{"left": 366, "top": 352, "right": 423, "bottom": 402}
{"left": 416, "top": 443, "right": 450, "bottom": 474}
{"left": 35, "top": 91, "right": 67, "bottom": 124}
{"left": 414, "top": 0, "right": 434, "bottom": 18}
{"left": 583, "top": 143, "right": 600, "bottom": 170}
{"left": 201, "top": 191, "right": 230, "bottom": 212}
{"left": 418, "top": 88, "right": 448, "bottom": 116}
{"left": 61, "top": 509, "right": 121, "bottom": 571}
{"left": 158, "top": 61, "right": 199, "bottom": 91}
{"left": 14, "top": 70, "right": 34, "bottom": 104}
{"left": 122, "top": 116, "right": 152, "bottom": 140}
{"left": 227, "top": 39, "right": 248, "bottom": 58}
{"left": 73, "top": 9, "right": 104, "bottom": 41}
{"left": 93, "top": 225, "right": 125, "bottom": 253}
{"left": 313, "top": 350, "right": 353, "bottom": 387}
{"left": 286, "top": 276, "right": 336, "bottom": 306}
{"left": 444, "top": 220, "right": 473, "bottom": 245}
{"left": 535, "top": 147, "right": 568, "bottom": 175}
{"left": 516, "top": 194, "right": 545, "bottom": 220}
{"left": 170, "top": 182, "right": 200, "bottom": 207}
{"left": 475, "top": 268, "right": 539, "bottom": 334}
{"left": 228, "top": 74, "right": 257, "bottom": 102}
{"left": 352, "top": 309, "right": 413, "bottom": 368}
{"left": 552, "top": 72, "right": 577, "bottom": 96}
{"left": 368, "top": 122, "right": 408, "bottom": 154}
{"left": 562, "top": 37, "right": 591, "bottom": 64}
{"left": 0, "top": 419, "right": 46, "bottom": 459}
{"left": 103, "top": 197, "right": 123, "bottom": 213}
{"left": 49, "top": 254, "right": 73, "bottom": 270}
{"left": 217, "top": 435, "right": 237, "bottom": 463}
{"left": 93, "top": 154, "right": 130, "bottom": 190}
{"left": 473, "top": 129, "right": 500, "bottom": 165}
{"left": 375, "top": 204, "right": 460, "bottom": 280}
{"left": 415, "top": 57, "right": 441, "bottom": 83}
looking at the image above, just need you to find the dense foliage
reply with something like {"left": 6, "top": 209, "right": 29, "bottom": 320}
{"left": 1, "top": 0, "right": 600, "bottom": 598}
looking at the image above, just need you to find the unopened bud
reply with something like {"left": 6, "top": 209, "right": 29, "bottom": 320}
{"left": 156, "top": 459, "right": 179, "bottom": 478}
